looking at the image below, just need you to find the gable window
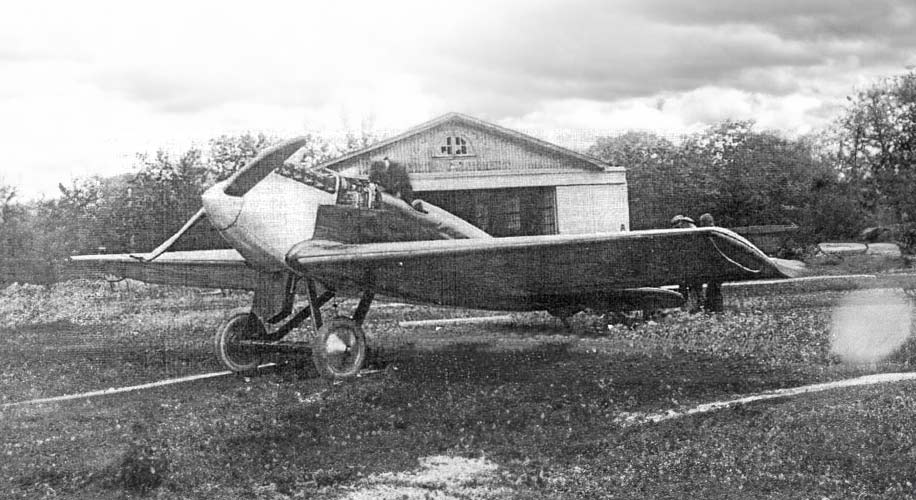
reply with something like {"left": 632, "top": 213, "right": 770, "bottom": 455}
{"left": 439, "top": 136, "right": 471, "bottom": 156}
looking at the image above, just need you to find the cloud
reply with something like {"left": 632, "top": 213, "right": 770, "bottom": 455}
{"left": 95, "top": 69, "right": 240, "bottom": 114}
{"left": 4, "top": 0, "right": 916, "bottom": 198}
{"left": 630, "top": 0, "right": 915, "bottom": 39}
{"left": 503, "top": 86, "right": 828, "bottom": 151}
{"left": 10, "top": 1, "right": 913, "bottom": 119}
{"left": 396, "top": 2, "right": 874, "bottom": 116}
{"left": 628, "top": 0, "right": 916, "bottom": 70}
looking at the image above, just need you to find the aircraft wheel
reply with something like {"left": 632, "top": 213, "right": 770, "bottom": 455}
{"left": 312, "top": 318, "right": 367, "bottom": 380}
{"left": 214, "top": 308, "right": 264, "bottom": 373}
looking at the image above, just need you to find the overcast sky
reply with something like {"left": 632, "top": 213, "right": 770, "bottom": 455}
{"left": 3, "top": 0, "right": 916, "bottom": 199}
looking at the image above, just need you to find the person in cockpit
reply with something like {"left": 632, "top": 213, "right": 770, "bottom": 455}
{"left": 369, "top": 157, "right": 414, "bottom": 204}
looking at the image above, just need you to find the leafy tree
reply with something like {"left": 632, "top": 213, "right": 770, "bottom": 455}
{"left": 125, "top": 149, "right": 212, "bottom": 252}
{"left": 0, "top": 128, "right": 382, "bottom": 284}
{"left": 344, "top": 128, "right": 378, "bottom": 152}
{"left": 834, "top": 71, "right": 916, "bottom": 224}
{"left": 275, "top": 133, "right": 337, "bottom": 180}
{"left": 0, "top": 183, "right": 15, "bottom": 226}
{"left": 206, "top": 132, "right": 353, "bottom": 182}
{"left": 0, "top": 183, "right": 31, "bottom": 258}
{"left": 589, "top": 121, "right": 845, "bottom": 242}
{"left": 0, "top": 181, "right": 83, "bottom": 282}
{"left": 588, "top": 131, "right": 682, "bottom": 229}
{"left": 52, "top": 177, "right": 107, "bottom": 254}
{"left": 680, "top": 120, "right": 827, "bottom": 228}
{"left": 208, "top": 132, "right": 277, "bottom": 183}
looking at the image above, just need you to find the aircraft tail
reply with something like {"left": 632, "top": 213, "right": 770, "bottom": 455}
{"left": 770, "top": 257, "right": 807, "bottom": 279}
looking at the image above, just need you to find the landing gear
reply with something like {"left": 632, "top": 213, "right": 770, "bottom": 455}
{"left": 311, "top": 318, "right": 367, "bottom": 379}
{"left": 212, "top": 281, "right": 375, "bottom": 380}
{"left": 214, "top": 307, "right": 265, "bottom": 373}
{"left": 309, "top": 286, "right": 373, "bottom": 380}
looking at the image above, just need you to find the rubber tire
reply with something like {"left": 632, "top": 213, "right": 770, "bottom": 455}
{"left": 311, "top": 318, "right": 367, "bottom": 380}
{"left": 214, "top": 308, "right": 265, "bottom": 373}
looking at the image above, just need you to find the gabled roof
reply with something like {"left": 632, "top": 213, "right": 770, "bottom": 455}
{"left": 317, "top": 112, "right": 611, "bottom": 172}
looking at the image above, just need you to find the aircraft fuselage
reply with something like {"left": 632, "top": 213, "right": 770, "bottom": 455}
{"left": 202, "top": 173, "right": 337, "bottom": 271}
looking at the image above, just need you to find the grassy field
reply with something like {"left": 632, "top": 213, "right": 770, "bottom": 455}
{"left": 3, "top": 279, "right": 916, "bottom": 498}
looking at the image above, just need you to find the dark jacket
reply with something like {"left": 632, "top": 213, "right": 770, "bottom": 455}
{"left": 369, "top": 159, "right": 413, "bottom": 203}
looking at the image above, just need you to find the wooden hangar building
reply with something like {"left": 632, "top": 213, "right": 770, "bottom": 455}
{"left": 320, "top": 113, "right": 629, "bottom": 237}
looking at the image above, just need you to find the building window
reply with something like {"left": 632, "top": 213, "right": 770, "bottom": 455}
{"left": 439, "top": 136, "right": 471, "bottom": 156}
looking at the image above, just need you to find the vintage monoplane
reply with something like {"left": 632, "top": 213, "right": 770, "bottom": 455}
{"left": 70, "top": 138, "right": 798, "bottom": 379}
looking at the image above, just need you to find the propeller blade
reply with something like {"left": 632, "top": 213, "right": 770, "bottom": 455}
{"left": 223, "top": 137, "right": 308, "bottom": 197}
{"left": 130, "top": 207, "right": 206, "bottom": 262}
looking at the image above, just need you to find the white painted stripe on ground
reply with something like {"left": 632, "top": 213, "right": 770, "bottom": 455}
{"left": 725, "top": 274, "right": 876, "bottom": 289}
{"left": 1, "top": 363, "right": 276, "bottom": 409}
{"left": 373, "top": 302, "right": 415, "bottom": 309}
{"left": 399, "top": 315, "right": 515, "bottom": 328}
{"left": 614, "top": 371, "right": 916, "bottom": 427}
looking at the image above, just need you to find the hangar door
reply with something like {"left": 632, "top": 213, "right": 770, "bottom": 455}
{"left": 555, "top": 184, "right": 629, "bottom": 234}
{"left": 418, "top": 187, "right": 557, "bottom": 237}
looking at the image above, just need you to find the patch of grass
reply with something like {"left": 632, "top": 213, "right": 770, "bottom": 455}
{"left": 529, "top": 383, "right": 916, "bottom": 499}
{"left": 3, "top": 281, "right": 916, "bottom": 498}
{"left": 112, "top": 441, "right": 169, "bottom": 494}
{"left": 804, "top": 251, "right": 913, "bottom": 275}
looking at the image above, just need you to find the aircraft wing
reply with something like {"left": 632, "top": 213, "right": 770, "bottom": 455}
{"left": 67, "top": 249, "right": 265, "bottom": 290}
{"left": 287, "top": 227, "right": 800, "bottom": 311}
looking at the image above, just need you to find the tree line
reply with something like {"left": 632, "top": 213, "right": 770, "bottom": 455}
{"left": 2, "top": 70, "right": 916, "bottom": 276}
{"left": 587, "top": 71, "right": 916, "bottom": 248}
{"left": 0, "top": 131, "right": 372, "bottom": 277}
{"left": 586, "top": 121, "right": 861, "bottom": 241}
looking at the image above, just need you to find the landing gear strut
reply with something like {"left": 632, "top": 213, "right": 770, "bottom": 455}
{"left": 212, "top": 280, "right": 375, "bottom": 381}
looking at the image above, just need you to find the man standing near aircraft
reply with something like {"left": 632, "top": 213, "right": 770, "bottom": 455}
{"left": 670, "top": 214, "right": 695, "bottom": 229}
{"left": 698, "top": 213, "right": 724, "bottom": 313}
{"left": 671, "top": 215, "right": 702, "bottom": 312}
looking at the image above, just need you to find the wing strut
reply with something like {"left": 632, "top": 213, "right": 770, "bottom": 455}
{"left": 130, "top": 208, "right": 206, "bottom": 262}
